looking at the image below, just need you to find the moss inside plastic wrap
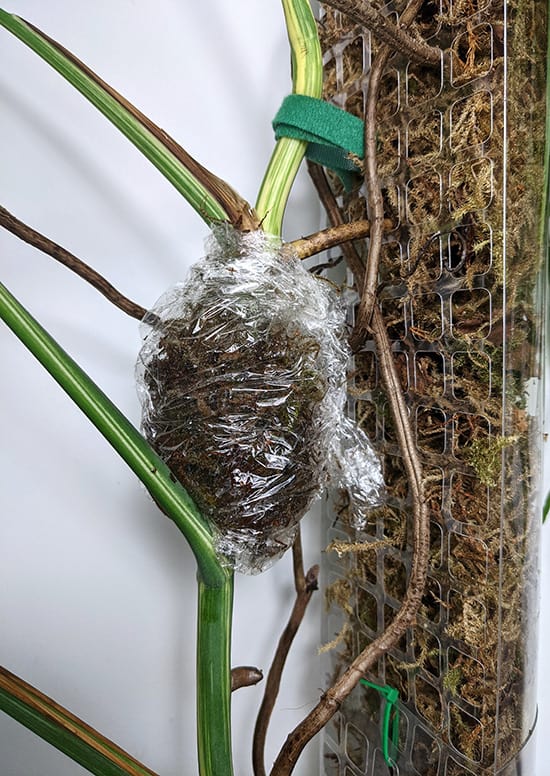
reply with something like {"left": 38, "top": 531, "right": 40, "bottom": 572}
{"left": 136, "top": 227, "right": 383, "bottom": 574}
{"left": 318, "top": 0, "right": 547, "bottom": 774}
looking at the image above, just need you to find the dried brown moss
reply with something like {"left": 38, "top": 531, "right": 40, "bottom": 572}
{"left": 320, "top": 0, "right": 546, "bottom": 773}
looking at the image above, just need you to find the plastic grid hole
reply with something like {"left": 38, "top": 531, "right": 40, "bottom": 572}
{"left": 451, "top": 351, "right": 491, "bottom": 400}
{"left": 446, "top": 647, "right": 486, "bottom": 708}
{"left": 414, "top": 352, "right": 445, "bottom": 395}
{"left": 381, "top": 507, "right": 407, "bottom": 552}
{"left": 406, "top": 172, "right": 442, "bottom": 225}
{"left": 412, "top": 627, "right": 442, "bottom": 678}
{"left": 406, "top": 55, "right": 443, "bottom": 106}
{"left": 406, "top": 110, "right": 443, "bottom": 167}
{"left": 424, "top": 468, "right": 444, "bottom": 515}
{"left": 414, "top": 675, "right": 444, "bottom": 730}
{"left": 322, "top": 743, "right": 341, "bottom": 776}
{"left": 429, "top": 521, "right": 444, "bottom": 570}
{"left": 412, "top": 725, "right": 442, "bottom": 774}
{"left": 384, "top": 553, "right": 409, "bottom": 602}
{"left": 377, "top": 68, "right": 400, "bottom": 120}
{"left": 411, "top": 293, "right": 444, "bottom": 342}
{"left": 451, "top": 411, "right": 490, "bottom": 460}
{"left": 446, "top": 222, "right": 492, "bottom": 275}
{"left": 353, "top": 350, "right": 378, "bottom": 393}
{"left": 385, "top": 655, "right": 411, "bottom": 703}
{"left": 416, "top": 406, "right": 447, "bottom": 454}
{"left": 448, "top": 703, "right": 484, "bottom": 762}
{"left": 384, "top": 457, "right": 409, "bottom": 502}
{"left": 448, "top": 158, "right": 494, "bottom": 217}
{"left": 444, "top": 753, "right": 477, "bottom": 775}
{"left": 355, "top": 399, "right": 379, "bottom": 442}
{"left": 407, "top": 232, "right": 443, "bottom": 281}
{"left": 354, "top": 539, "right": 378, "bottom": 586}
{"left": 379, "top": 240, "right": 405, "bottom": 285}
{"left": 380, "top": 296, "right": 408, "bottom": 340}
{"left": 450, "top": 91, "right": 493, "bottom": 151}
{"left": 449, "top": 0, "right": 491, "bottom": 19}
{"left": 450, "top": 23, "right": 493, "bottom": 87}
{"left": 448, "top": 532, "right": 489, "bottom": 585}
{"left": 420, "top": 577, "right": 443, "bottom": 625}
{"left": 334, "top": 36, "right": 367, "bottom": 93}
{"left": 415, "top": 0, "right": 443, "bottom": 39}
{"left": 447, "top": 591, "right": 487, "bottom": 648}
{"left": 345, "top": 721, "right": 370, "bottom": 771}
{"left": 377, "top": 123, "right": 400, "bottom": 176}
{"left": 356, "top": 585, "right": 380, "bottom": 635}
{"left": 451, "top": 288, "right": 492, "bottom": 341}
{"left": 449, "top": 471, "right": 490, "bottom": 527}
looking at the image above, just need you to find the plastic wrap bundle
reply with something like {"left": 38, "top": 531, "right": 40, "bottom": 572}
{"left": 136, "top": 226, "right": 383, "bottom": 573}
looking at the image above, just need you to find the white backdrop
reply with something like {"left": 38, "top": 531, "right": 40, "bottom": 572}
{"left": 0, "top": 2, "right": 548, "bottom": 775}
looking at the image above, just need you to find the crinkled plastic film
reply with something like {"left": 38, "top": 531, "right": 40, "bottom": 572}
{"left": 136, "top": 226, "right": 383, "bottom": 574}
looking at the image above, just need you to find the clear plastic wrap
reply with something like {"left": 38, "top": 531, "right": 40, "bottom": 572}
{"left": 136, "top": 226, "right": 383, "bottom": 573}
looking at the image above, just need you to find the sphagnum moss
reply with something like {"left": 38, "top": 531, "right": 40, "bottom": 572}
{"left": 318, "top": 0, "right": 546, "bottom": 773}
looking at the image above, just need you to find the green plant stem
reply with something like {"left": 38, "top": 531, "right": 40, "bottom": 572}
{"left": 0, "top": 10, "right": 236, "bottom": 226}
{"left": 255, "top": 0, "right": 322, "bottom": 235}
{"left": 197, "top": 574, "right": 234, "bottom": 776}
{"left": 0, "top": 280, "right": 223, "bottom": 586}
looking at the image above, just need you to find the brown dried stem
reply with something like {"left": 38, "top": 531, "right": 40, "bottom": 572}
{"left": 252, "top": 531, "right": 319, "bottom": 776}
{"left": 0, "top": 205, "right": 148, "bottom": 320}
{"left": 287, "top": 220, "right": 371, "bottom": 259}
{"left": 323, "top": 0, "right": 442, "bottom": 65}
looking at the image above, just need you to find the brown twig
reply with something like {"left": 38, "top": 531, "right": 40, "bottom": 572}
{"left": 252, "top": 531, "right": 319, "bottom": 776}
{"left": 0, "top": 205, "right": 148, "bottom": 320}
{"left": 287, "top": 220, "right": 375, "bottom": 259}
{"left": 231, "top": 666, "right": 264, "bottom": 692}
{"left": 322, "top": 0, "right": 442, "bottom": 65}
{"left": 353, "top": 0, "right": 427, "bottom": 344}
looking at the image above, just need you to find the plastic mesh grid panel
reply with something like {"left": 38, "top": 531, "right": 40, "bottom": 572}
{"left": 319, "top": 1, "right": 546, "bottom": 774}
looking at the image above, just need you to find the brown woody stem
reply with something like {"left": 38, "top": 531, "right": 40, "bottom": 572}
{"left": 287, "top": 220, "right": 373, "bottom": 259}
{"left": 323, "top": 0, "right": 442, "bottom": 65}
{"left": 252, "top": 532, "right": 319, "bottom": 776}
{"left": 0, "top": 205, "right": 148, "bottom": 320}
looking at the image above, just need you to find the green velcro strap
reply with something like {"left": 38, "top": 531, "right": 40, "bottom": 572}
{"left": 273, "top": 94, "right": 365, "bottom": 191}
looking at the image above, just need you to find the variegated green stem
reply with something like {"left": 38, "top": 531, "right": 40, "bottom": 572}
{"left": 0, "top": 10, "right": 258, "bottom": 230}
{"left": 255, "top": 0, "right": 322, "bottom": 236}
{"left": 197, "top": 574, "right": 234, "bottom": 776}
{"left": 0, "top": 666, "right": 158, "bottom": 776}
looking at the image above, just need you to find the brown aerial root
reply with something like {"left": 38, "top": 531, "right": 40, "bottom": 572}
{"left": 0, "top": 204, "right": 148, "bottom": 321}
{"left": 252, "top": 531, "right": 319, "bottom": 776}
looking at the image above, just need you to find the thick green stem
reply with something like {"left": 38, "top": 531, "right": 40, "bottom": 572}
{"left": 255, "top": 0, "right": 322, "bottom": 235}
{"left": 197, "top": 572, "right": 234, "bottom": 776}
{"left": 0, "top": 279, "right": 224, "bottom": 589}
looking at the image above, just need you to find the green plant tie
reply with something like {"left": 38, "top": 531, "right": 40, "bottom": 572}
{"left": 272, "top": 94, "right": 364, "bottom": 190}
{"left": 359, "top": 679, "right": 400, "bottom": 769}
